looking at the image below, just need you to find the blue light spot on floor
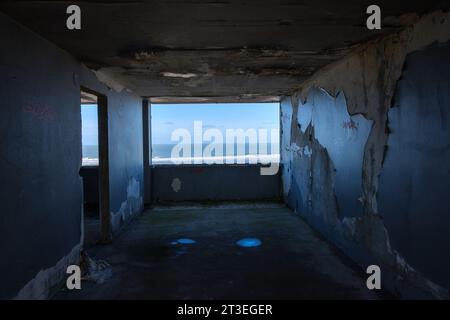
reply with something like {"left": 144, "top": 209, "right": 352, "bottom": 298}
{"left": 173, "top": 238, "right": 196, "bottom": 245}
{"left": 236, "top": 238, "right": 262, "bottom": 247}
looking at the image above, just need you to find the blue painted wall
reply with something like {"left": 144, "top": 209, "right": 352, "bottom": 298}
{"left": 0, "top": 12, "right": 144, "bottom": 298}
{"left": 379, "top": 41, "right": 450, "bottom": 288}
{"left": 152, "top": 164, "right": 280, "bottom": 202}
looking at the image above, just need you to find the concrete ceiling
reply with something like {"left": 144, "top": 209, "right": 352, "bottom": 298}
{"left": 1, "top": 1, "right": 448, "bottom": 101}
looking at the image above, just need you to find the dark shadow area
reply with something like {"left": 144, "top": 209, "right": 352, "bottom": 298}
{"left": 80, "top": 166, "right": 100, "bottom": 249}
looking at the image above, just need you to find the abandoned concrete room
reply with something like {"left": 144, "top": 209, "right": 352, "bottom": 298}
{"left": 1, "top": 1, "right": 450, "bottom": 302}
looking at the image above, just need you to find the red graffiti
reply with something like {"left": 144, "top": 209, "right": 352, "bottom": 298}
{"left": 23, "top": 104, "right": 56, "bottom": 121}
{"left": 342, "top": 120, "right": 358, "bottom": 130}
{"left": 191, "top": 168, "right": 205, "bottom": 174}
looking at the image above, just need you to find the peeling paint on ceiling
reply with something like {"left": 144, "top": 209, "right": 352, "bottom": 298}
{"left": 0, "top": 0, "right": 449, "bottom": 100}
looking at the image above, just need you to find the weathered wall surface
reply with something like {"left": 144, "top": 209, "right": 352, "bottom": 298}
{"left": 0, "top": 12, "right": 84, "bottom": 300}
{"left": 152, "top": 165, "right": 280, "bottom": 203}
{"left": 296, "top": 88, "right": 373, "bottom": 219}
{"left": 106, "top": 92, "right": 143, "bottom": 234}
{"left": 0, "top": 13, "right": 144, "bottom": 299}
{"left": 378, "top": 41, "right": 450, "bottom": 289}
{"left": 281, "top": 11, "right": 450, "bottom": 298}
{"left": 78, "top": 57, "right": 144, "bottom": 237}
{"left": 74, "top": 48, "right": 145, "bottom": 237}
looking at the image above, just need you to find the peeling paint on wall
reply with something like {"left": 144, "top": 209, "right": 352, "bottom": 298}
{"left": 0, "top": 12, "right": 146, "bottom": 298}
{"left": 280, "top": 98, "right": 293, "bottom": 197}
{"left": 14, "top": 243, "right": 81, "bottom": 300}
{"left": 171, "top": 178, "right": 182, "bottom": 193}
{"left": 112, "top": 177, "right": 143, "bottom": 232}
{"left": 282, "top": 11, "right": 450, "bottom": 298}
{"left": 297, "top": 88, "right": 373, "bottom": 218}
{"left": 13, "top": 203, "right": 84, "bottom": 300}
{"left": 379, "top": 40, "right": 450, "bottom": 289}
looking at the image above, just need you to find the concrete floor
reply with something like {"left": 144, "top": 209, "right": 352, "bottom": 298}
{"left": 55, "top": 203, "right": 380, "bottom": 299}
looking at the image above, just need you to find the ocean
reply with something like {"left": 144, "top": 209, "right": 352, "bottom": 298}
{"left": 152, "top": 143, "right": 280, "bottom": 165}
{"left": 82, "top": 143, "right": 279, "bottom": 166}
{"left": 82, "top": 145, "right": 99, "bottom": 166}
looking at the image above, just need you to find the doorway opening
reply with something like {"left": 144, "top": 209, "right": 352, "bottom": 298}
{"left": 80, "top": 88, "right": 111, "bottom": 247}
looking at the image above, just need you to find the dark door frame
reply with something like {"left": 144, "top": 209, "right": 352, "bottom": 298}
{"left": 142, "top": 99, "right": 151, "bottom": 206}
{"left": 81, "top": 86, "right": 111, "bottom": 243}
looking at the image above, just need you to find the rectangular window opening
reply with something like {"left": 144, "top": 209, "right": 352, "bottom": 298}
{"left": 151, "top": 102, "right": 280, "bottom": 165}
{"left": 81, "top": 101, "right": 99, "bottom": 167}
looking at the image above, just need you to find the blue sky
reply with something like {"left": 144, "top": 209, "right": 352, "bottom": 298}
{"left": 151, "top": 103, "right": 280, "bottom": 144}
{"left": 81, "top": 104, "right": 98, "bottom": 146}
{"left": 81, "top": 102, "right": 280, "bottom": 146}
